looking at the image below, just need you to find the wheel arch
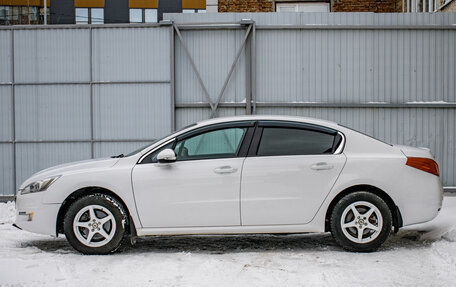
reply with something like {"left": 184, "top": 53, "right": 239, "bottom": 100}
{"left": 324, "top": 184, "right": 403, "bottom": 233}
{"left": 56, "top": 186, "right": 136, "bottom": 236}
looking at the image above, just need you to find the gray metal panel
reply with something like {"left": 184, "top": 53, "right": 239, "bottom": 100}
{"left": 92, "top": 27, "right": 170, "bottom": 82}
{"left": 255, "top": 107, "right": 375, "bottom": 135}
{"left": 0, "top": 30, "right": 11, "bottom": 83}
{"left": 0, "top": 144, "right": 14, "bottom": 195}
{"left": 374, "top": 13, "right": 442, "bottom": 26}
{"left": 258, "top": 30, "right": 372, "bottom": 103}
{"left": 443, "top": 109, "right": 455, "bottom": 187}
{"left": 373, "top": 108, "right": 446, "bottom": 184}
{"left": 15, "top": 85, "right": 91, "bottom": 141}
{"left": 175, "top": 108, "right": 245, "bottom": 130}
{"left": 444, "top": 30, "right": 456, "bottom": 103}
{"left": 164, "top": 13, "right": 237, "bottom": 23}
{"left": 94, "top": 141, "right": 152, "bottom": 158}
{"left": 93, "top": 83, "right": 171, "bottom": 140}
{"left": 14, "top": 29, "right": 90, "bottom": 83}
{"left": 0, "top": 86, "right": 12, "bottom": 141}
{"left": 15, "top": 143, "right": 91, "bottom": 188}
{"left": 374, "top": 29, "right": 445, "bottom": 103}
{"left": 175, "top": 29, "right": 246, "bottom": 105}
{"left": 256, "top": 29, "right": 374, "bottom": 103}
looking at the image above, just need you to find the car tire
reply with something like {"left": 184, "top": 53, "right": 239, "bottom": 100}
{"left": 64, "top": 193, "right": 127, "bottom": 255}
{"left": 330, "top": 191, "right": 392, "bottom": 252}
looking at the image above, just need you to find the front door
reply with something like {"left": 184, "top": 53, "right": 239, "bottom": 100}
{"left": 132, "top": 125, "right": 250, "bottom": 228}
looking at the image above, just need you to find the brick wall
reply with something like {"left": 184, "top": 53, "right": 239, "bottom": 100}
{"left": 332, "top": 0, "right": 403, "bottom": 12}
{"left": 218, "top": 0, "right": 273, "bottom": 12}
{"left": 216, "top": 0, "right": 404, "bottom": 13}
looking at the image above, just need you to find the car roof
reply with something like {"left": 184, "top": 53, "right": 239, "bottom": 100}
{"left": 194, "top": 115, "right": 340, "bottom": 130}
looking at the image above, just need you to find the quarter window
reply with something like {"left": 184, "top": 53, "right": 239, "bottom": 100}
{"left": 175, "top": 128, "right": 246, "bottom": 161}
{"left": 257, "top": 127, "right": 335, "bottom": 156}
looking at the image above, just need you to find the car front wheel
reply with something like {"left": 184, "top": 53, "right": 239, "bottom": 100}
{"left": 64, "top": 194, "right": 127, "bottom": 254}
{"left": 330, "top": 191, "right": 392, "bottom": 252}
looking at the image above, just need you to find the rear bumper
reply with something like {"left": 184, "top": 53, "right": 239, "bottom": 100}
{"left": 398, "top": 174, "right": 443, "bottom": 227}
{"left": 15, "top": 193, "right": 60, "bottom": 236}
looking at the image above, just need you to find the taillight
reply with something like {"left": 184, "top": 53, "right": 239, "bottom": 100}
{"left": 406, "top": 157, "right": 439, "bottom": 176}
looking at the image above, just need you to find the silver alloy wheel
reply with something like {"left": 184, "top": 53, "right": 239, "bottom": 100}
{"left": 73, "top": 205, "right": 116, "bottom": 247}
{"left": 340, "top": 201, "right": 383, "bottom": 244}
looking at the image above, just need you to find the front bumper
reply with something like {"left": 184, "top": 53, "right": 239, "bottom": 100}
{"left": 15, "top": 192, "right": 61, "bottom": 236}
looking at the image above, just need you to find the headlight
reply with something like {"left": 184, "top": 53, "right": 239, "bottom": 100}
{"left": 20, "top": 176, "right": 61, "bottom": 195}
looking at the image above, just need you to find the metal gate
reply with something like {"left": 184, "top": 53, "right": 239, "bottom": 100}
{"left": 0, "top": 13, "right": 455, "bottom": 199}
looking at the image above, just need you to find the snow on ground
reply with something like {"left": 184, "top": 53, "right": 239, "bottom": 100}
{"left": 1, "top": 198, "right": 456, "bottom": 287}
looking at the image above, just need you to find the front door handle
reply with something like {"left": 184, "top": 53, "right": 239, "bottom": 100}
{"left": 311, "top": 162, "right": 334, "bottom": 171}
{"left": 214, "top": 166, "right": 237, "bottom": 174}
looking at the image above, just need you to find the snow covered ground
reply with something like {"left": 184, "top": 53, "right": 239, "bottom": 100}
{"left": 1, "top": 197, "right": 456, "bottom": 287}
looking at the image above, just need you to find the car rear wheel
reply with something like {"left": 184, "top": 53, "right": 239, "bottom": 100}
{"left": 330, "top": 191, "right": 392, "bottom": 252}
{"left": 64, "top": 194, "right": 127, "bottom": 254}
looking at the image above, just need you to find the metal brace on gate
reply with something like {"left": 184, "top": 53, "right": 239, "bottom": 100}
{"left": 172, "top": 20, "right": 255, "bottom": 118}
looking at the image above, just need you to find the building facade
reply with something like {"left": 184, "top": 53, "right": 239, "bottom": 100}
{"left": 2, "top": 0, "right": 454, "bottom": 25}
{"left": 0, "top": 0, "right": 206, "bottom": 25}
{"left": 216, "top": 0, "right": 404, "bottom": 13}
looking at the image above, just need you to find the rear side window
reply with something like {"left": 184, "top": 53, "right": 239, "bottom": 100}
{"left": 257, "top": 127, "right": 335, "bottom": 156}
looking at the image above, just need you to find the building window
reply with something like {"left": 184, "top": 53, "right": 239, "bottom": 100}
{"left": 129, "top": 8, "right": 142, "bottom": 23}
{"left": 91, "top": 8, "right": 104, "bottom": 24}
{"left": 182, "top": 9, "right": 206, "bottom": 13}
{"left": 129, "top": 8, "right": 158, "bottom": 23}
{"left": 75, "top": 8, "right": 89, "bottom": 24}
{"left": 276, "top": 2, "right": 330, "bottom": 12}
{"left": 0, "top": 5, "right": 42, "bottom": 25}
{"left": 75, "top": 8, "right": 104, "bottom": 24}
{"left": 144, "top": 9, "right": 157, "bottom": 23}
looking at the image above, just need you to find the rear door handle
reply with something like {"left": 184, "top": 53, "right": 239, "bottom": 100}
{"left": 311, "top": 162, "right": 333, "bottom": 170}
{"left": 214, "top": 166, "right": 237, "bottom": 174}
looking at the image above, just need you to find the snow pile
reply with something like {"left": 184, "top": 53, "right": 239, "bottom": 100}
{"left": 1, "top": 198, "right": 456, "bottom": 286}
{"left": 443, "top": 227, "right": 456, "bottom": 242}
{"left": 0, "top": 201, "right": 15, "bottom": 224}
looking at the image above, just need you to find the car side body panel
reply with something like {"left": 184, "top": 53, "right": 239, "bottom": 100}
{"left": 14, "top": 116, "right": 443, "bottom": 239}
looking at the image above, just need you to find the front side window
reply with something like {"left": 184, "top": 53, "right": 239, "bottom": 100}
{"left": 175, "top": 128, "right": 247, "bottom": 161}
{"left": 257, "top": 127, "right": 335, "bottom": 156}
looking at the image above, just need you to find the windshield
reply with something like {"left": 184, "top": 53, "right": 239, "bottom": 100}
{"left": 123, "top": 123, "right": 198, "bottom": 157}
{"left": 124, "top": 141, "right": 161, "bottom": 157}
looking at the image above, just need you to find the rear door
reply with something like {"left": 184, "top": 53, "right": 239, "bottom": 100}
{"left": 240, "top": 121, "right": 346, "bottom": 226}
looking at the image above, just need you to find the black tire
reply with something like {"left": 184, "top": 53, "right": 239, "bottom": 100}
{"left": 330, "top": 191, "right": 392, "bottom": 252}
{"left": 64, "top": 194, "right": 127, "bottom": 255}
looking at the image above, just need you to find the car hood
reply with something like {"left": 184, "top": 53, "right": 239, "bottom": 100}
{"left": 20, "top": 158, "right": 120, "bottom": 189}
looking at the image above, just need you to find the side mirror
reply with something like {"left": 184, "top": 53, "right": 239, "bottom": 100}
{"left": 156, "top": 148, "right": 176, "bottom": 164}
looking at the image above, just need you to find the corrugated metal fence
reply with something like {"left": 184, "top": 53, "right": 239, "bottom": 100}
{"left": 0, "top": 13, "right": 455, "bottom": 196}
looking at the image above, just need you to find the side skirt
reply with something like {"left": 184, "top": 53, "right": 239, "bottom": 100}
{"left": 136, "top": 223, "right": 323, "bottom": 237}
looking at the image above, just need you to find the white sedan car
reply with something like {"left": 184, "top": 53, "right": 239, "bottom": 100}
{"left": 14, "top": 116, "right": 443, "bottom": 254}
